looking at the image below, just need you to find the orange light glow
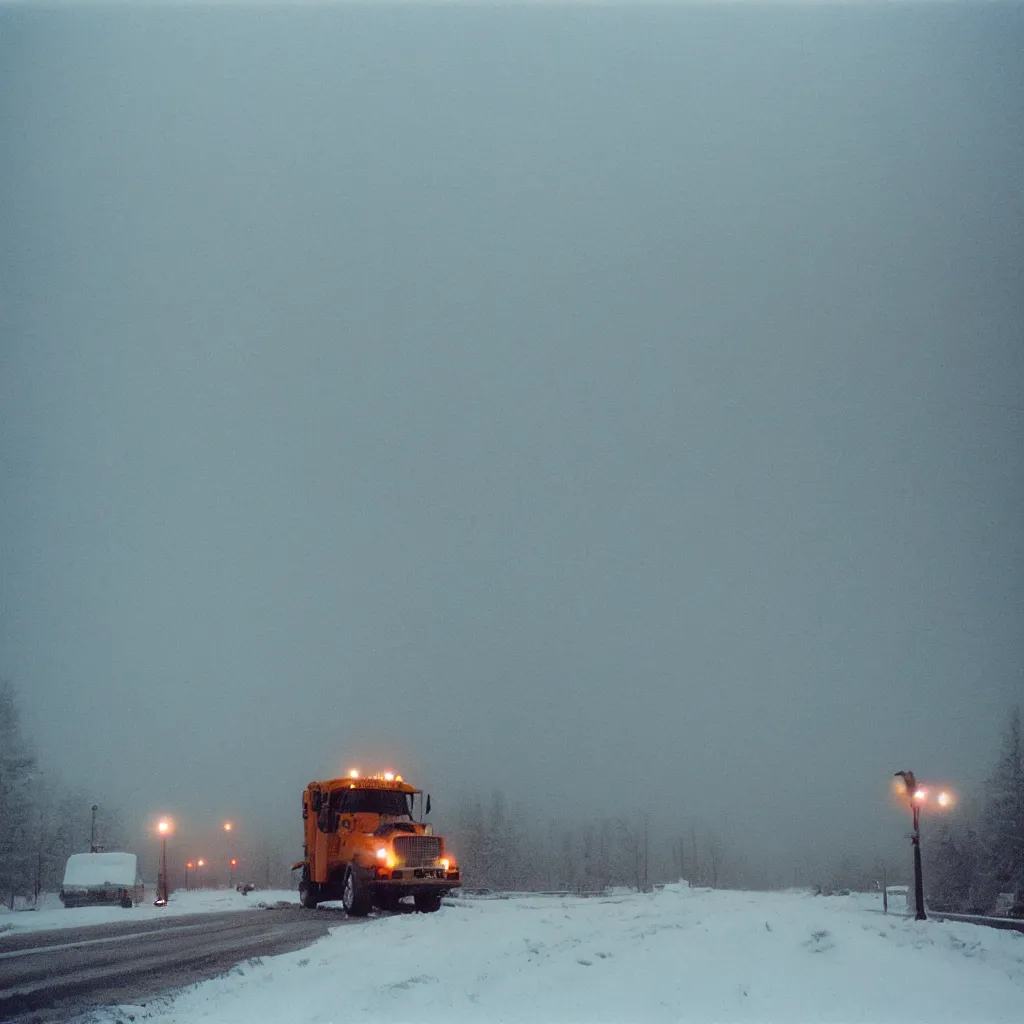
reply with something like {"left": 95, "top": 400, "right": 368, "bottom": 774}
{"left": 376, "top": 847, "right": 387, "bottom": 859}
{"left": 349, "top": 769, "right": 359, "bottom": 779}
{"left": 383, "top": 772, "right": 394, "bottom": 781}
{"left": 913, "top": 789, "right": 926, "bottom": 801}
{"left": 157, "top": 819, "right": 171, "bottom": 835}
{"left": 186, "top": 862, "right": 194, "bottom": 869}
{"left": 230, "top": 858, "right": 238, "bottom": 867}
{"left": 197, "top": 858, "right": 205, "bottom": 867}
{"left": 441, "top": 858, "right": 450, "bottom": 871}
{"left": 223, "top": 822, "right": 233, "bottom": 832}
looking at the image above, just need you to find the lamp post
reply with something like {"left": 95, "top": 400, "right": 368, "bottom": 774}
{"left": 185, "top": 861, "right": 193, "bottom": 890}
{"left": 229, "top": 858, "right": 238, "bottom": 890}
{"left": 223, "top": 822, "right": 233, "bottom": 889}
{"left": 156, "top": 819, "right": 172, "bottom": 906}
{"left": 197, "top": 858, "right": 205, "bottom": 889}
{"left": 893, "top": 771, "right": 955, "bottom": 922}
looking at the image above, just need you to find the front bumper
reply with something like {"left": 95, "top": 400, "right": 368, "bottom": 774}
{"left": 371, "top": 865, "right": 461, "bottom": 891}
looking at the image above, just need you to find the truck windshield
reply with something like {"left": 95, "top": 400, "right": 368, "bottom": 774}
{"left": 331, "top": 789, "right": 411, "bottom": 816}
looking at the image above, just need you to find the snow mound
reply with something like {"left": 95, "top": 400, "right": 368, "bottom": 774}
{"left": 85, "top": 887, "right": 1024, "bottom": 1024}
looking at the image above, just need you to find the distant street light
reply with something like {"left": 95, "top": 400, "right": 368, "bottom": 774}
{"left": 223, "top": 821, "right": 235, "bottom": 889}
{"left": 186, "top": 861, "right": 194, "bottom": 890}
{"left": 229, "top": 858, "right": 238, "bottom": 889}
{"left": 155, "top": 819, "right": 173, "bottom": 906}
{"left": 893, "top": 771, "right": 955, "bottom": 921}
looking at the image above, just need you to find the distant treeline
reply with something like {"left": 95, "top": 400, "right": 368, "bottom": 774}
{"left": 0, "top": 680, "right": 126, "bottom": 908}
{"left": 446, "top": 792, "right": 876, "bottom": 896}
{"left": 446, "top": 708, "right": 1023, "bottom": 911}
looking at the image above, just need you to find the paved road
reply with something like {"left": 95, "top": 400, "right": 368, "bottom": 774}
{"left": 0, "top": 905, "right": 351, "bottom": 1023}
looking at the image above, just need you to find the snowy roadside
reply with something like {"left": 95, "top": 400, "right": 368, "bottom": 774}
{"left": 81, "top": 885, "right": 1024, "bottom": 1024}
{"left": 0, "top": 888, "right": 300, "bottom": 935}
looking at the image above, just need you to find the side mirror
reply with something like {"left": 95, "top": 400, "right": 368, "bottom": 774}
{"left": 425, "top": 795, "right": 431, "bottom": 816}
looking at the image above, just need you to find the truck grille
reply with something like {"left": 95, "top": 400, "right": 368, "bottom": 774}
{"left": 394, "top": 835, "right": 442, "bottom": 868}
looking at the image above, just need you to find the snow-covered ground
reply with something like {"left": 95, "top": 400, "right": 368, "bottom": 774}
{"left": 79, "top": 886, "right": 1023, "bottom": 1024}
{"left": 0, "top": 888, "right": 299, "bottom": 935}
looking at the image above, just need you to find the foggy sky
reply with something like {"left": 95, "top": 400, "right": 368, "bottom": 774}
{"left": 2, "top": 2, "right": 1022, "bottom": 878}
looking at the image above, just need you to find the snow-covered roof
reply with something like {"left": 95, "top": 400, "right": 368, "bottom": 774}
{"left": 62, "top": 852, "right": 139, "bottom": 888}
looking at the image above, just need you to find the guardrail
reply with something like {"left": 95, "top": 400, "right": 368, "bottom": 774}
{"left": 928, "top": 911, "right": 1024, "bottom": 933}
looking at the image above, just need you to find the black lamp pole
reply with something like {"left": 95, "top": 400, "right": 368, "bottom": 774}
{"left": 894, "top": 771, "right": 927, "bottom": 921}
{"left": 159, "top": 835, "right": 169, "bottom": 904}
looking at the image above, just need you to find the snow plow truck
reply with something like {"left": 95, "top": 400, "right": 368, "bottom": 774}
{"left": 293, "top": 770, "right": 460, "bottom": 915}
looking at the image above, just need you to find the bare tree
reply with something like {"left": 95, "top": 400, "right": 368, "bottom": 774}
{"left": 0, "top": 681, "right": 38, "bottom": 908}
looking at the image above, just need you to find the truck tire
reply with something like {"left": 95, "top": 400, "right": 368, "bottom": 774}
{"left": 414, "top": 892, "right": 443, "bottom": 913}
{"left": 299, "top": 871, "right": 321, "bottom": 909}
{"left": 342, "top": 866, "right": 372, "bottom": 917}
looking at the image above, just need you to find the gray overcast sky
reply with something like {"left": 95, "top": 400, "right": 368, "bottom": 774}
{"left": 2, "top": 2, "right": 1022, "bottom": 876}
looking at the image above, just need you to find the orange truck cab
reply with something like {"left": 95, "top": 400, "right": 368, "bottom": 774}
{"left": 292, "top": 771, "right": 460, "bottom": 915}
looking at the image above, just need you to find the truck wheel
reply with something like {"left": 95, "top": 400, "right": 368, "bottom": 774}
{"left": 342, "top": 866, "right": 372, "bottom": 917}
{"left": 414, "top": 893, "right": 443, "bottom": 913}
{"left": 299, "top": 876, "right": 321, "bottom": 909}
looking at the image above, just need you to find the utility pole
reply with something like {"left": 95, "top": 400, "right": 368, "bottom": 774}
{"left": 643, "top": 815, "right": 649, "bottom": 893}
{"left": 90, "top": 805, "right": 98, "bottom": 853}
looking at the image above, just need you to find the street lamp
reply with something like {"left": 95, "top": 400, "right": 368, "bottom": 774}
{"left": 223, "top": 822, "right": 234, "bottom": 889}
{"left": 197, "top": 857, "right": 205, "bottom": 889}
{"left": 229, "top": 858, "right": 238, "bottom": 889}
{"left": 155, "top": 819, "right": 173, "bottom": 906}
{"left": 186, "top": 861, "right": 194, "bottom": 890}
{"left": 893, "top": 772, "right": 955, "bottom": 921}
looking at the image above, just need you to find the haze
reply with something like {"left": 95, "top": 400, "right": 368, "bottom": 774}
{"left": 2, "top": 2, "right": 1022, "bottom": 882}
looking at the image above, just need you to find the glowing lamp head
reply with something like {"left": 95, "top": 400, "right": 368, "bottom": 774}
{"left": 157, "top": 819, "right": 171, "bottom": 835}
{"left": 230, "top": 858, "right": 238, "bottom": 867}
{"left": 937, "top": 791, "right": 953, "bottom": 808}
{"left": 197, "top": 858, "right": 205, "bottom": 868}
{"left": 223, "top": 822, "right": 233, "bottom": 832}
{"left": 913, "top": 789, "right": 927, "bottom": 802}
{"left": 186, "top": 861, "right": 194, "bottom": 869}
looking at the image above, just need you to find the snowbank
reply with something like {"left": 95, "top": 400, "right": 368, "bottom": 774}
{"left": 87, "top": 886, "right": 1024, "bottom": 1023}
{"left": 0, "top": 888, "right": 299, "bottom": 935}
